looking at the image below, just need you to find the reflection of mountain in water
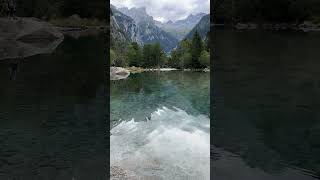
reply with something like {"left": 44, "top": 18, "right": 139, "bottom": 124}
{"left": 111, "top": 107, "right": 210, "bottom": 180}
{"left": 111, "top": 71, "right": 210, "bottom": 127}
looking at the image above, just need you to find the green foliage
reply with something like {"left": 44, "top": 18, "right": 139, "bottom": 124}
{"left": 110, "top": 42, "right": 167, "bottom": 68}
{"left": 142, "top": 44, "right": 152, "bottom": 67}
{"left": 179, "top": 52, "right": 192, "bottom": 68}
{"left": 127, "top": 42, "right": 143, "bottom": 67}
{"left": 191, "top": 31, "right": 203, "bottom": 68}
{"left": 204, "top": 32, "right": 210, "bottom": 51}
{"left": 199, "top": 50, "right": 210, "bottom": 67}
{"left": 168, "top": 31, "right": 210, "bottom": 69}
{"left": 168, "top": 49, "right": 181, "bottom": 68}
{"left": 110, "top": 49, "right": 115, "bottom": 65}
{"left": 141, "top": 43, "right": 165, "bottom": 68}
{"left": 111, "top": 31, "right": 210, "bottom": 69}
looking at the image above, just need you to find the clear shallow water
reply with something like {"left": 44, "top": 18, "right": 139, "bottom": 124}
{"left": 110, "top": 72, "right": 210, "bottom": 179}
{"left": 213, "top": 29, "right": 320, "bottom": 179}
{"left": 0, "top": 34, "right": 106, "bottom": 179}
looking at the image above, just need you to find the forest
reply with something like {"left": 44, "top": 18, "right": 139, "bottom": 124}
{"left": 110, "top": 31, "right": 210, "bottom": 69}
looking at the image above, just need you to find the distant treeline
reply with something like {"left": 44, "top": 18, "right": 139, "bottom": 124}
{"left": 214, "top": 0, "right": 320, "bottom": 24}
{"left": 110, "top": 31, "right": 210, "bottom": 69}
{"left": 1, "top": 0, "right": 105, "bottom": 19}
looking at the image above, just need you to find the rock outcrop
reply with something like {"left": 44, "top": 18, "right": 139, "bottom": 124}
{"left": 111, "top": 7, "right": 141, "bottom": 45}
{"left": 115, "top": 6, "right": 179, "bottom": 53}
{"left": 0, "top": 17, "right": 64, "bottom": 60}
{"left": 110, "top": 67, "right": 130, "bottom": 80}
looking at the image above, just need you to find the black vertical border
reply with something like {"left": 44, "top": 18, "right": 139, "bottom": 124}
{"left": 210, "top": 0, "right": 214, "bottom": 179}
{"left": 105, "top": 0, "right": 111, "bottom": 179}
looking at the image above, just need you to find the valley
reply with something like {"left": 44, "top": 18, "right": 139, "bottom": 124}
{"left": 110, "top": 4, "right": 210, "bottom": 70}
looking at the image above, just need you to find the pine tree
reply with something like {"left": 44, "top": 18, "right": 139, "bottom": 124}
{"left": 127, "top": 42, "right": 142, "bottom": 67}
{"left": 152, "top": 43, "right": 162, "bottom": 68}
{"left": 191, "top": 31, "right": 203, "bottom": 68}
{"left": 142, "top": 44, "right": 152, "bottom": 67}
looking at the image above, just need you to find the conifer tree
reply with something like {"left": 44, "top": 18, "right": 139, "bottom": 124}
{"left": 191, "top": 31, "right": 203, "bottom": 68}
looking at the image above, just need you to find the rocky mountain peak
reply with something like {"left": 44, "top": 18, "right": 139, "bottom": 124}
{"left": 118, "top": 6, "right": 153, "bottom": 24}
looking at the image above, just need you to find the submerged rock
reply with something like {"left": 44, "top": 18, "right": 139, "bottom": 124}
{"left": 110, "top": 166, "right": 138, "bottom": 180}
{"left": 0, "top": 17, "right": 64, "bottom": 60}
{"left": 110, "top": 67, "right": 130, "bottom": 80}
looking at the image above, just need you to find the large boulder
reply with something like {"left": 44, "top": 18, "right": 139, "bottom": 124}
{"left": 0, "top": 17, "right": 64, "bottom": 60}
{"left": 110, "top": 67, "right": 130, "bottom": 80}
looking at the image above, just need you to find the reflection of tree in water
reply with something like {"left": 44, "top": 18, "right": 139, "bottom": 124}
{"left": 111, "top": 71, "right": 210, "bottom": 127}
{"left": 169, "top": 72, "right": 210, "bottom": 116}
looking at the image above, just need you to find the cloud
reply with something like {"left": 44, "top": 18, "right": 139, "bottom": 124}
{"left": 111, "top": 0, "right": 210, "bottom": 22}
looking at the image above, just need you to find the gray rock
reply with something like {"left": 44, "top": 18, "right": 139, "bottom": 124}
{"left": 235, "top": 23, "right": 258, "bottom": 30}
{"left": 0, "top": 17, "right": 64, "bottom": 60}
{"left": 110, "top": 67, "right": 130, "bottom": 80}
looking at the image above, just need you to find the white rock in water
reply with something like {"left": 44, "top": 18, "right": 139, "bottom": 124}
{"left": 110, "top": 67, "right": 130, "bottom": 80}
{"left": 0, "top": 17, "right": 64, "bottom": 60}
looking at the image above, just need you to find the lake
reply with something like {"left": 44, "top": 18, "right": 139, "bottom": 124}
{"left": 110, "top": 71, "right": 210, "bottom": 179}
{"left": 212, "top": 28, "right": 320, "bottom": 179}
{"left": 0, "top": 34, "right": 107, "bottom": 179}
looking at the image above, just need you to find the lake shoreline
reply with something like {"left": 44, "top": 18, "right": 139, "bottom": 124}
{"left": 110, "top": 66, "right": 209, "bottom": 80}
{"left": 213, "top": 21, "right": 320, "bottom": 32}
{"left": 125, "top": 66, "right": 210, "bottom": 73}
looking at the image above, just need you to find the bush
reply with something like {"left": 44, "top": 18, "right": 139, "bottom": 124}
{"left": 199, "top": 50, "right": 210, "bottom": 68}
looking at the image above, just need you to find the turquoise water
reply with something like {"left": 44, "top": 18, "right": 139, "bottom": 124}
{"left": 110, "top": 71, "right": 210, "bottom": 179}
{"left": 111, "top": 71, "right": 210, "bottom": 127}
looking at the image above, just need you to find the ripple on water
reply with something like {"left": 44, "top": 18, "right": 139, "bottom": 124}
{"left": 110, "top": 107, "right": 210, "bottom": 180}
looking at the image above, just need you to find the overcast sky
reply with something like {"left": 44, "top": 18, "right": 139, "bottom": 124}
{"left": 111, "top": 0, "right": 210, "bottom": 22}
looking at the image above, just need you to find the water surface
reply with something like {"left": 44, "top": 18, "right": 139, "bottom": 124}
{"left": 111, "top": 71, "right": 210, "bottom": 179}
{"left": 0, "top": 34, "right": 106, "bottom": 179}
{"left": 213, "top": 29, "right": 320, "bottom": 179}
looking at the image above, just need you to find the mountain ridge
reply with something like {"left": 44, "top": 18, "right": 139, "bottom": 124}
{"left": 185, "top": 14, "right": 210, "bottom": 40}
{"left": 115, "top": 5, "right": 178, "bottom": 52}
{"left": 156, "top": 12, "right": 207, "bottom": 40}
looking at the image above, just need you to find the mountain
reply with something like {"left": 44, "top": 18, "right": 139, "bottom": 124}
{"left": 117, "top": 6, "right": 178, "bottom": 52}
{"left": 156, "top": 13, "right": 207, "bottom": 40}
{"left": 118, "top": 7, "right": 154, "bottom": 24}
{"left": 185, "top": 14, "right": 210, "bottom": 40}
{"left": 174, "top": 13, "right": 207, "bottom": 28}
{"left": 110, "top": 6, "right": 141, "bottom": 45}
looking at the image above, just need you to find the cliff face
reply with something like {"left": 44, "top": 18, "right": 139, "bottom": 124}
{"left": 110, "top": 7, "right": 141, "bottom": 45}
{"left": 185, "top": 14, "right": 210, "bottom": 39}
{"left": 115, "top": 6, "right": 179, "bottom": 53}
